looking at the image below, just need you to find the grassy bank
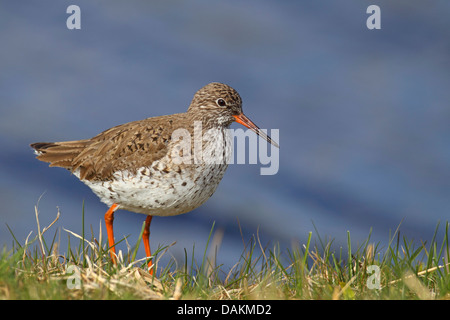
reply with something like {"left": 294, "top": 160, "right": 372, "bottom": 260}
{"left": 1, "top": 206, "right": 449, "bottom": 299}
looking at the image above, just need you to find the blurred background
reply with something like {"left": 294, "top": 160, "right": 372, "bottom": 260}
{"left": 1, "top": 1, "right": 449, "bottom": 270}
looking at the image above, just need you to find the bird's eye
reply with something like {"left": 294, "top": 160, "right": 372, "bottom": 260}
{"left": 216, "top": 98, "right": 226, "bottom": 107}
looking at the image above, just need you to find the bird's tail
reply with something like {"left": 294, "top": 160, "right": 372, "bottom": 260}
{"left": 30, "top": 140, "right": 88, "bottom": 170}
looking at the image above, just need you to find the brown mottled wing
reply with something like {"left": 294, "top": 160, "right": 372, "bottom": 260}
{"left": 31, "top": 113, "right": 185, "bottom": 181}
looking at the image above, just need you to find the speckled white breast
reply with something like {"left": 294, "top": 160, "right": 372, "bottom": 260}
{"left": 76, "top": 127, "right": 232, "bottom": 216}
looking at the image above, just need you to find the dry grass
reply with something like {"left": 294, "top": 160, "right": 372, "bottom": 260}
{"left": 1, "top": 204, "right": 450, "bottom": 300}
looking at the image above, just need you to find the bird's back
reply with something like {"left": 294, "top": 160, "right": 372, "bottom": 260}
{"left": 30, "top": 113, "right": 187, "bottom": 181}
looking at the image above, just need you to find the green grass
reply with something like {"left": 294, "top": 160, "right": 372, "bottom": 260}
{"left": 1, "top": 205, "right": 449, "bottom": 299}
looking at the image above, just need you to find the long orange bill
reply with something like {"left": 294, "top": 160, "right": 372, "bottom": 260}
{"left": 233, "top": 114, "right": 279, "bottom": 148}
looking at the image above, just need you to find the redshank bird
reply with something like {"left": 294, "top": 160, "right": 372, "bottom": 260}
{"left": 30, "top": 82, "right": 278, "bottom": 274}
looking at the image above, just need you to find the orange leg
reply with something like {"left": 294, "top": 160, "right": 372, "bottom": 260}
{"left": 104, "top": 203, "right": 119, "bottom": 265}
{"left": 143, "top": 215, "right": 153, "bottom": 275}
